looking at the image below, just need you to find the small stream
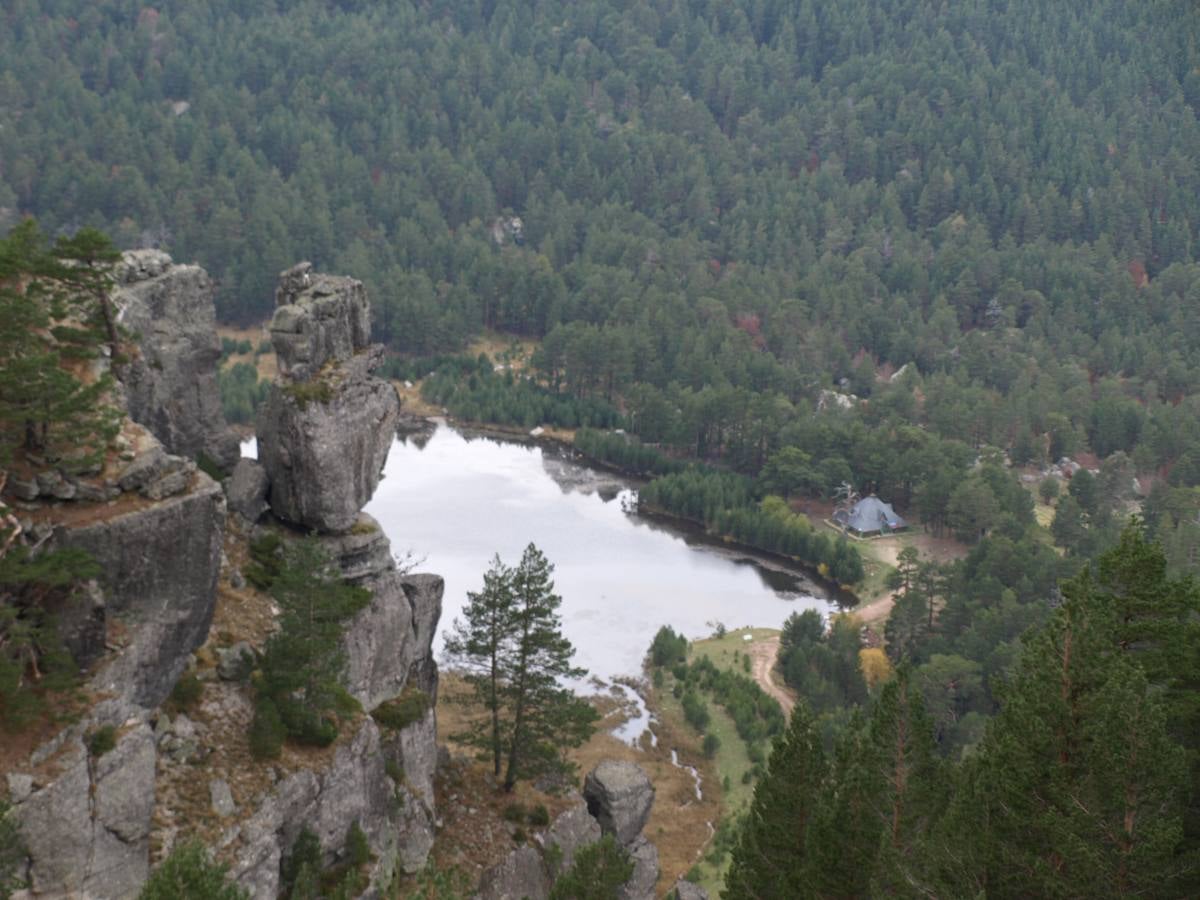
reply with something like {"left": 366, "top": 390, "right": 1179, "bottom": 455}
{"left": 670, "top": 749, "right": 704, "bottom": 801}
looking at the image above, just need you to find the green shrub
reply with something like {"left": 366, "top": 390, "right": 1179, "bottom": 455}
{"left": 512, "top": 827, "right": 527, "bottom": 845}
{"left": 249, "top": 698, "right": 285, "bottom": 760}
{"left": 281, "top": 828, "right": 322, "bottom": 898}
{"left": 87, "top": 724, "right": 117, "bottom": 756}
{"left": 502, "top": 802, "right": 527, "bottom": 824}
{"left": 196, "top": 452, "right": 225, "bottom": 481}
{"left": 139, "top": 840, "right": 248, "bottom": 900}
{"left": 681, "top": 691, "right": 709, "bottom": 732}
{"left": 169, "top": 672, "right": 204, "bottom": 713}
{"left": 703, "top": 733, "right": 721, "bottom": 758}
{"left": 1, "top": 800, "right": 25, "bottom": 899}
{"left": 244, "top": 533, "right": 284, "bottom": 590}
{"left": 283, "top": 379, "right": 334, "bottom": 410}
{"left": 345, "top": 822, "right": 370, "bottom": 868}
{"left": 548, "top": 835, "right": 634, "bottom": 900}
{"left": 649, "top": 626, "right": 688, "bottom": 667}
{"left": 370, "top": 689, "right": 430, "bottom": 731}
{"left": 528, "top": 804, "right": 550, "bottom": 827}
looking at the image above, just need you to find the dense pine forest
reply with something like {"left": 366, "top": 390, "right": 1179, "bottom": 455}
{"left": 4, "top": 0, "right": 1200, "bottom": 895}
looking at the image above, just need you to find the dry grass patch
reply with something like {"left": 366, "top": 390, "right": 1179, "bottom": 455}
{"left": 436, "top": 671, "right": 720, "bottom": 896}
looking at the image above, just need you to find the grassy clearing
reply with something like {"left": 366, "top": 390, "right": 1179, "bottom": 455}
{"left": 645, "top": 626, "right": 797, "bottom": 893}
{"left": 690, "top": 627, "right": 776, "bottom": 672}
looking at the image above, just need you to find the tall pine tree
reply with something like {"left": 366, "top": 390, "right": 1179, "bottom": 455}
{"left": 502, "top": 543, "right": 596, "bottom": 791}
{"left": 724, "top": 701, "right": 826, "bottom": 899}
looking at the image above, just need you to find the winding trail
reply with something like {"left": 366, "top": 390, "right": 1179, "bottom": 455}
{"left": 748, "top": 636, "right": 795, "bottom": 716}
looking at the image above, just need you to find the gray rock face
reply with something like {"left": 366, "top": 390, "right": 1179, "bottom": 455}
{"left": 231, "top": 718, "right": 434, "bottom": 896}
{"left": 270, "top": 262, "right": 371, "bottom": 380}
{"left": 480, "top": 761, "right": 660, "bottom": 900}
{"left": 386, "top": 706, "right": 438, "bottom": 810}
{"left": 216, "top": 642, "right": 254, "bottom": 681}
{"left": 225, "top": 458, "right": 270, "bottom": 524}
{"left": 672, "top": 879, "right": 710, "bottom": 900}
{"left": 115, "top": 249, "right": 240, "bottom": 470}
{"left": 210, "top": 778, "right": 236, "bottom": 817}
{"left": 583, "top": 761, "right": 655, "bottom": 849}
{"left": 257, "top": 347, "right": 399, "bottom": 533}
{"left": 16, "top": 721, "right": 156, "bottom": 898}
{"left": 6, "top": 773, "right": 33, "bottom": 804}
{"left": 477, "top": 846, "right": 551, "bottom": 900}
{"left": 545, "top": 802, "right": 602, "bottom": 873}
{"left": 53, "top": 474, "right": 225, "bottom": 708}
{"left": 619, "top": 836, "right": 659, "bottom": 900}
{"left": 318, "top": 513, "right": 395, "bottom": 583}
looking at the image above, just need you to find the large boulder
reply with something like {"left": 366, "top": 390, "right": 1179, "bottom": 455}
{"left": 52, "top": 473, "right": 225, "bottom": 708}
{"left": 256, "top": 346, "right": 399, "bottom": 533}
{"left": 545, "top": 802, "right": 602, "bottom": 872}
{"left": 672, "top": 879, "right": 710, "bottom": 900}
{"left": 115, "top": 249, "right": 240, "bottom": 470}
{"left": 14, "top": 718, "right": 157, "bottom": 897}
{"left": 225, "top": 457, "right": 270, "bottom": 524}
{"left": 583, "top": 761, "right": 655, "bottom": 849}
{"left": 477, "top": 846, "right": 551, "bottom": 900}
{"left": 269, "top": 261, "right": 371, "bottom": 380}
{"left": 619, "top": 836, "right": 659, "bottom": 900}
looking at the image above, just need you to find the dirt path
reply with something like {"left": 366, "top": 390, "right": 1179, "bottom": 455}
{"left": 853, "top": 592, "right": 898, "bottom": 628}
{"left": 748, "top": 637, "right": 795, "bottom": 716}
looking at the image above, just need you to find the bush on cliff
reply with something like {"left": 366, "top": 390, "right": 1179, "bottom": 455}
{"left": 250, "top": 537, "right": 370, "bottom": 757}
{"left": 138, "top": 841, "right": 248, "bottom": 900}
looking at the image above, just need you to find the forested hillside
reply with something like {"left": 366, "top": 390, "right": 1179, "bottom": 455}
{"left": 6, "top": 1, "right": 1200, "bottom": 895}
{"left": 4, "top": 0, "right": 1199, "bottom": 471}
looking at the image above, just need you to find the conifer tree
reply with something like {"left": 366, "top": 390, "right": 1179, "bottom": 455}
{"left": 502, "top": 543, "right": 597, "bottom": 790}
{"left": 445, "top": 544, "right": 596, "bottom": 791}
{"left": 253, "top": 537, "right": 370, "bottom": 751}
{"left": 805, "top": 712, "right": 879, "bottom": 897}
{"left": 443, "top": 554, "right": 517, "bottom": 776}
{"left": 961, "top": 560, "right": 1195, "bottom": 897}
{"left": 0, "top": 220, "right": 121, "bottom": 471}
{"left": 724, "top": 701, "right": 826, "bottom": 899}
{"left": 865, "top": 671, "right": 944, "bottom": 897}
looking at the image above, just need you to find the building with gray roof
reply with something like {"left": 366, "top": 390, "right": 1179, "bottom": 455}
{"left": 832, "top": 495, "right": 907, "bottom": 536}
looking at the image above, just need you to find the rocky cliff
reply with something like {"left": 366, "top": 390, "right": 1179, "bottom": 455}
{"left": 114, "top": 249, "right": 240, "bottom": 471}
{"left": 5, "top": 261, "right": 441, "bottom": 898}
{"left": 256, "top": 262, "right": 399, "bottom": 534}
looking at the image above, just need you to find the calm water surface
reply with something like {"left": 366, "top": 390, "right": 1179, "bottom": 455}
{"left": 356, "top": 425, "right": 839, "bottom": 682}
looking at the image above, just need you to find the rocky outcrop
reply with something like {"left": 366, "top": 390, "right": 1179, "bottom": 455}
{"left": 479, "top": 762, "right": 660, "bottom": 900}
{"left": 672, "top": 879, "right": 709, "bottom": 900}
{"left": 225, "top": 457, "right": 269, "bottom": 525}
{"left": 343, "top": 571, "right": 443, "bottom": 714}
{"left": 620, "top": 837, "right": 659, "bottom": 900}
{"left": 270, "top": 262, "right": 371, "bottom": 381}
{"left": 478, "top": 847, "right": 551, "bottom": 900}
{"left": 231, "top": 717, "right": 434, "bottom": 896}
{"left": 115, "top": 249, "right": 240, "bottom": 470}
{"left": 12, "top": 712, "right": 156, "bottom": 898}
{"left": 583, "top": 761, "right": 655, "bottom": 849}
{"left": 257, "top": 345, "right": 399, "bottom": 534}
{"left": 544, "top": 802, "right": 602, "bottom": 872}
{"left": 53, "top": 470, "right": 225, "bottom": 708}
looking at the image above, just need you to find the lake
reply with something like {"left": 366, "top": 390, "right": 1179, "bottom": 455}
{"left": 357, "top": 424, "right": 841, "bottom": 683}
